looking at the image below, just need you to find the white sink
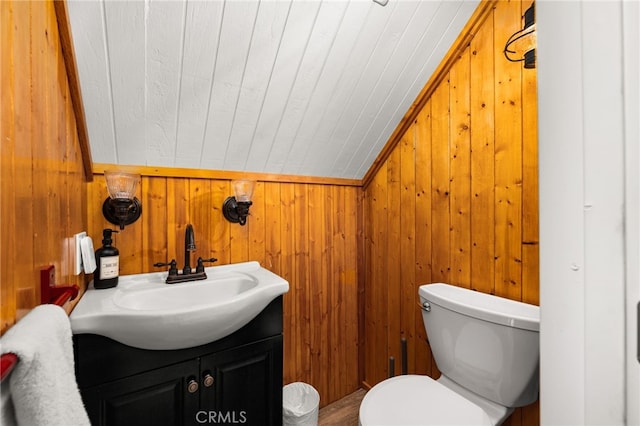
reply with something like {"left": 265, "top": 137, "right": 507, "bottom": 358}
{"left": 70, "top": 261, "right": 289, "bottom": 350}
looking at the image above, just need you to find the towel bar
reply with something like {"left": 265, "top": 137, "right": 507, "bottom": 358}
{"left": 0, "top": 284, "right": 79, "bottom": 383}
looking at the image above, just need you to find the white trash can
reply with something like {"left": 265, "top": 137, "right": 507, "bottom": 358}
{"left": 282, "top": 382, "right": 320, "bottom": 426}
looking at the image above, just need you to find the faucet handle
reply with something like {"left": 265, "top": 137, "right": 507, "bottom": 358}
{"left": 154, "top": 259, "right": 178, "bottom": 276}
{"left": 196, "top": 257, "right": 218, "bottom": 273}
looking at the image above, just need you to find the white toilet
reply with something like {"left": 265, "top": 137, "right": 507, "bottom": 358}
{"left": 359, "top": 283, "right": 539, "bottom": 426}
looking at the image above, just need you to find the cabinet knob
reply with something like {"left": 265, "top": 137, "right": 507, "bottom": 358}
{"left": 187, "top": 378, "right": 199, "bottom": 393}
{"left": 203, "top": 373, "right": 214, "bottom": 387}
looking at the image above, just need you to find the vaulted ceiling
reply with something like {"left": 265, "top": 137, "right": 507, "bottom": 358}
{"left": 67, "top": 0, "right": 479, "bottom": 179}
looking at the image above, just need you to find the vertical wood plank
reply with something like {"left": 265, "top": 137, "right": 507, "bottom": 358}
{"left": 330, "top": 185, "right": 345, "bottom": 399}
{"left": 431, "top": 80, "right": 451, "bottom": 284}
{"left": 115, "top": 173, "right": 143, "bottom": 276}
{"left": 308, "top": 185, "right": 328, "bottom": 402}
{"left": 166, "top": 178, "right": 189, "bottom": 266}
{"left": 87, "top": 178, "right": 110, "bottom": 246}
{"left": 322, "top": 185, "right": 334, "bottom": 402}
{"left": 343, "top": 186, "right": 359, "bottom": 393}
{"left": 520, "top": 1, "right": 539, "bottom": 421}
{"left": 15, "top": 0, "right": 34, "bottom": 292}
{"left": 142, "top": 176, "right": 168, "bottom": 267}
{"left": 293, "top": 183, "right": 311, "bottom": 384}
{"left": 356, "top": 185, "right": 366, "bottom": 387}
{"left": 366, "top": 168, "right": 388, "bottom": 385}
{"left": 116, "top": 217, "right": 143, "bottom": 275}
{"left": 494, "top": 0, "right": 523, "bottom": 301}
{"left": 521, "top": 0, "right": 539, "bottom": 307}
{"left": 400, "top": 127, "right": 417, "bottom": 374}
{"left": 264, "top": 182, "right": 282, "bottom": 272}
{"left": 280, "top": 183, "right": 296, "bottom": 385}
{"left": 65, "top": 84, "right": 85, "bottom": 289}
{"left": 211, "top": 179, "right": 231, "bottom": 264}
{"left": 449, "top": 49, "right": 472, "bottom": 289}
{"left": 189, "top": 178, "right": 212, "bottom": 265}
{"left": 1, "top": 0, "right": 18, "bottom": 330}
{"left": 386, "top": 148, "right": 402, "bottom": 372}
{"left": 248, "top": 181, "right": 266, "bottom": 265}
{"left": 45, "top": 0, "right": 63, "bottom": 282}
{"left": 470, "top": 9, "right": 496, "bottom": 295}
{"left": 414, "top": 105, "right": 433, "bottom": 376}
{"left": 363, "top": 185, "right": 374, "bottom": 383}
{"left": 33, "top": 0, "right": 52, "bottom": 292}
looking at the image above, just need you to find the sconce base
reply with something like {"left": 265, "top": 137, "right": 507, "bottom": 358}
{"left": 102, "top": 197, "right": 142, "bottom": 229}
{"left": 223, "top": 197, "right": 251, "bottom": 226}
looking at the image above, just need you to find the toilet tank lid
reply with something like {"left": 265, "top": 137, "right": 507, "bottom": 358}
{"left": 419, "top": 283, "right": 539, "bottom": 331}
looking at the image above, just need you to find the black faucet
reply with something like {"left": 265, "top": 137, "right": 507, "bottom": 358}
{"left": 153, "top": 224, "right": 217, "bottom": 284}
{"left": 183, "top": 224, "right": 196, "bottom": 274}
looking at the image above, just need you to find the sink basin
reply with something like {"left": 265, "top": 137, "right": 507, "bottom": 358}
{"left": 113, "top": 277, "right": 258, "bottom": 311}
{"left": 70, "top": 261, "right": 289, "bottom": 350}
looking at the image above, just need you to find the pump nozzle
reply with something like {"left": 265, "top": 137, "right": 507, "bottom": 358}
{"left": 102, "top": 228, "right": 119, "bottom": 245}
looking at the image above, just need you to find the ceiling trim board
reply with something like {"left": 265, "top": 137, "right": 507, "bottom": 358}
{"left": 93, "top": 163, "right": 361, "bottom": 188}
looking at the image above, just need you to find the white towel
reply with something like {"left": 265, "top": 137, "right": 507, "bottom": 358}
{"left": 0, "top": 304, "right": 90, "bottom": 426}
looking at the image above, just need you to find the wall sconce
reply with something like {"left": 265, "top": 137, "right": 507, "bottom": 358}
{"left": 222, "top": 180, "right": 256, "bottom": 226}
{"left": 102, "top": 171, "right": 142, "bottom": 230}
{"left": 504, "top": 3, "right": 536, "bottom": 69}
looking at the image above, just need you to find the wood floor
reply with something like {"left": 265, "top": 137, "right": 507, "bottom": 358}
{"left": 318, "top": 389, "right": 367, "bottom": 425}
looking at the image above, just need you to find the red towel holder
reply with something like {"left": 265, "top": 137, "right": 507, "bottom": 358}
{"left": 0, "top": 266, "right": 79, "bottom": 382}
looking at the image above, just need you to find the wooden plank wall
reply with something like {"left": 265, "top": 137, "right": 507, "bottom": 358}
{"left": 86, "top": 173, "right": 362, "bottom": 407}
{"left": 1, "top": 0, "right": 88, "bottom": 333}
{"left": 362, "top": 1, "right": 539, "bottom": 425}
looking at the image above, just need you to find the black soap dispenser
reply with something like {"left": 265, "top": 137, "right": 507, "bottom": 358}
{"left": 94, "top": 229, "right": 120, "bottom": 289}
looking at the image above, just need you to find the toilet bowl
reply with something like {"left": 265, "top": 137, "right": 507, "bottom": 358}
{"left": 359, "top": 375, "right": 493, "bottom": 426}
{"left": 359, "top": 283, "right": 540, "bottom": 426}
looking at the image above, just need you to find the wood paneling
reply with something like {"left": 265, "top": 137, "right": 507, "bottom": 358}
{"left": 87, "top": 172, "right": 362, "bottom": 408}
{"left": 1, "top": 0, "right": 88, "bottom": 333}
{"left": 362, "top": 1, "right": 539, "bottom": 425}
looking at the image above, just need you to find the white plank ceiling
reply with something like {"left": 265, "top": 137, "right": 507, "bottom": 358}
{"left": 67, "top": 0, "right": 479, "bottom": 179}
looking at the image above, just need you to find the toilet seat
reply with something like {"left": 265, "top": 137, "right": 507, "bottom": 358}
{"left": 359, "top": 375, "right": 493, "bottom": 426}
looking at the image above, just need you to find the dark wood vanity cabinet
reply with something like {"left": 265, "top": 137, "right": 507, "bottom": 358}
{"left": 79, "top": 358, "right": 200, "bottom": 426}
{"left": 74, "top": 297, "right": 283, "bottom": 426}
{"left": 201, "top": 337, "right": 281, "bottom": 423}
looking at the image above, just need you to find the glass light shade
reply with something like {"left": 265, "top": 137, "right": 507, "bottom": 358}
{"left": 231, "top": 180, "right": 255, "bottom": 203}
{"left": 503, "top": 3, "right": 536, "bottom": 69}
{"left": 104, "top": 171, "right": 140, "bottom": 199}
{"left": 519, "top": 24, "right": 536, "bottom": 53}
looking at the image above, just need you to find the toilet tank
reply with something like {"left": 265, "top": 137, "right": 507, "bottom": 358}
{"left": 419, "top": 283, "right": 539, "bottom": 408}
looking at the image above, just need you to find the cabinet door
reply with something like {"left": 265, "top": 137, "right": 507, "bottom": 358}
{"left": 82, "top": 359, "right": 200, "bottom": 426}
{"left": 200, "top": 336, "right": 283, "bottom": 426}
